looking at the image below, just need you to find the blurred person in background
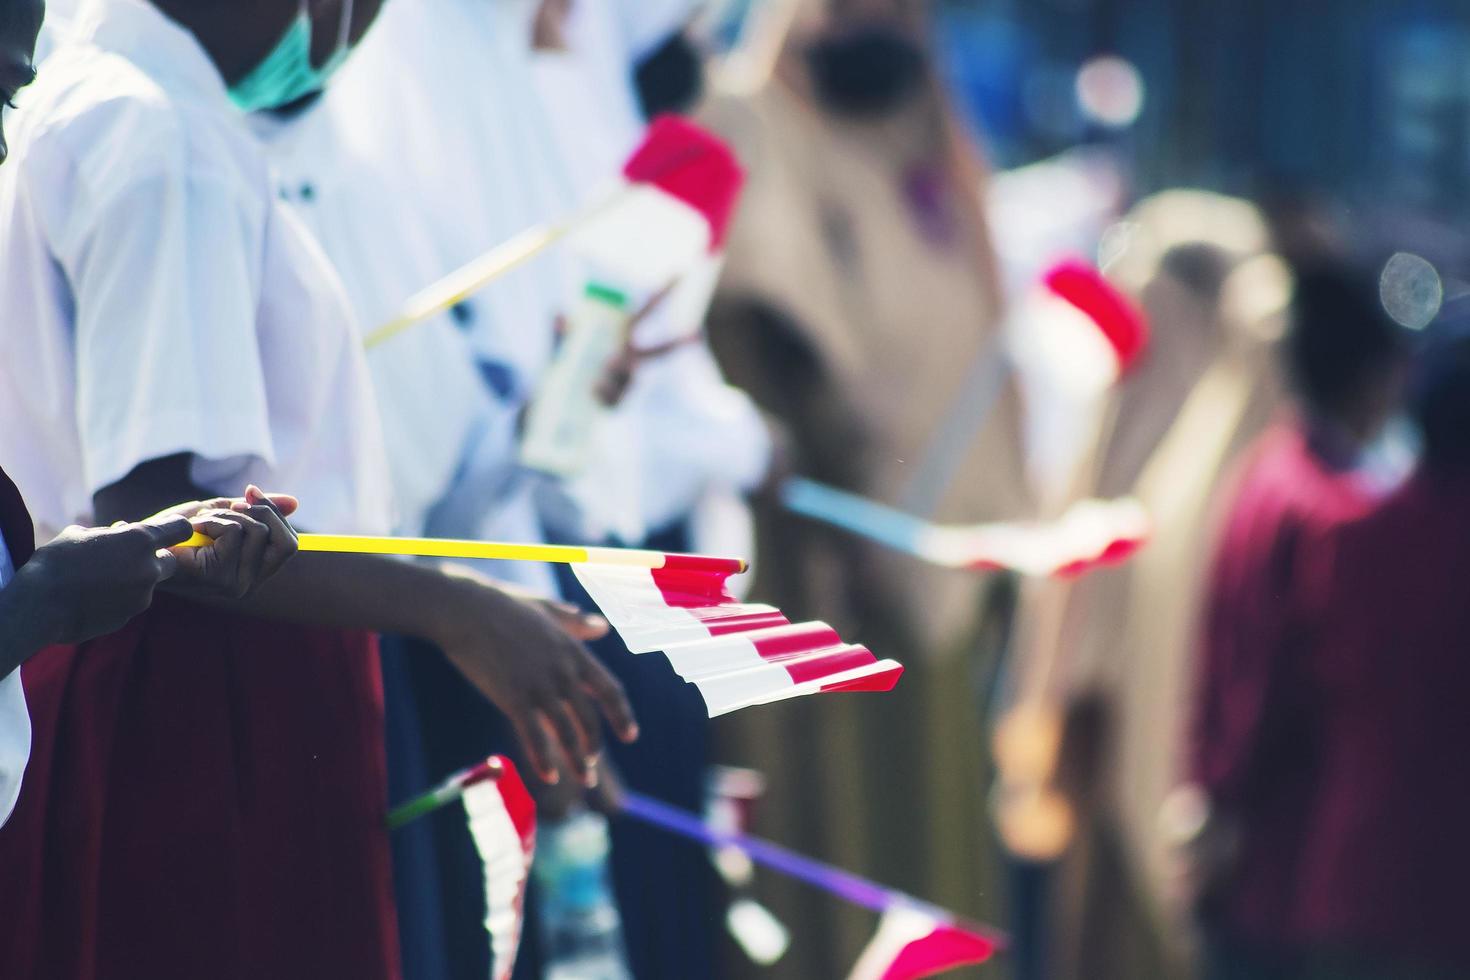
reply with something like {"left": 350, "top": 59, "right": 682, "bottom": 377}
{"left": 1000, "top": 191, "right": 1291, "bottom": 980}
{"left": 1240, "top": 309, "right": 1470, "bottom": 980}
{"left": 701, "top": 0, "right": 1032, "bottom": 974}
{"left": 1179, "top": 264, "right": 1418, "bottom": 980}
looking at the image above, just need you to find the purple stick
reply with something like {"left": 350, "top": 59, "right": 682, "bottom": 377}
{"left": 619, "top": 790, "right": 1008, "bottom": 949}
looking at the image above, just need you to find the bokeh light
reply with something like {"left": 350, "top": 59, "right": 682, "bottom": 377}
{"left": 1075, "top": 55, "right": 1145, "bottom": 129}
{"left": 1379, "top": 252, "right": 1443, "bottom": 330}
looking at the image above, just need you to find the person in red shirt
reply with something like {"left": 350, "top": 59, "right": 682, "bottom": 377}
{"left": 1276, "top": 310, "right": 1470, "bottom": 979}
{"left": 1179, "top": 263, "right": 1413, "bottom": 980}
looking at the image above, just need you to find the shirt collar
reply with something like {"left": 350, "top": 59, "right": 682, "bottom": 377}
{"left": 72, "top": 0, "right": 233, "bottom": 109}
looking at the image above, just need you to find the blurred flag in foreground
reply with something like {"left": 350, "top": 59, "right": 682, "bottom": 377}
{"left": 847, "top": 905, "right": 999, "bottom": 980}
{"left": 388, "top": 758, "right": 535, "bottom": 980}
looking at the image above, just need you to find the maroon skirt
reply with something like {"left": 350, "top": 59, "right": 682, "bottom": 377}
{"left": 0, "top": 595, "right": 400, "bottom": 980}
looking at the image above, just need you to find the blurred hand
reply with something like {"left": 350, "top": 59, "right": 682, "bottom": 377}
{"left": 432, "top": 570, "right": 638, "bottom": 787}
{"left": 18, "top": 515, "right": 195, "bottom": 647}
{"left": 158, "top": 485, "right": 300, "bottom": 600}
{"left": 586, "top": 279, "right": 700, "bottom": 409}
{"left": 1160, "top": 783, "right": 1237, "bottom": 924}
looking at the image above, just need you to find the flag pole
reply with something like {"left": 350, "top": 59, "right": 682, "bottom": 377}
{"left": 178, "top": 531, "right": 747, "bottom": 573}
{"left": 617, "top": 790, "right": 1009, "bottom": 952}
{"left": 387, "top": 758, "right": 505, "bottom": 830}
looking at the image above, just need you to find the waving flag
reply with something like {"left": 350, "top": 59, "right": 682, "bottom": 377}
{"left": 902, "top": 258, "right": 1149, "bottom": 515}
{"left": 364, "top": 115, "right": 740, "bottom": 350}
{"left": 781, "top": 482, "right": 1150, "bottom": 577}
{"left": 389, "top": 758, "right": 535, "bottom": 980}
{"left": 568, "top": 114, "right": 742, "bottom": 291}
{"left": 180, "top": 531, "right": 902, "bottom": 715}
{"left": 572, "top": 562, "right": 903, "bottom": 716}
{"left": 1041, "top": 258, "right": 1150, "bottom": 380}
{"left": 847, "top": 905, "right": 999, "bottom": 980}
{"left": 615, "top": 791, "right": 1005, "bottom": 977}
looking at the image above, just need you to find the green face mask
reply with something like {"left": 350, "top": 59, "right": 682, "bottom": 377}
{"left": 228, "top": 0, "right": 355, "bottom": 113}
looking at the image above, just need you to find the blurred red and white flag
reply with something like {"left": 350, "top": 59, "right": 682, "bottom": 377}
{"left": 917, "top": 495, "right": 1151, "bottom": 576}
{"left": 847, "top": 906, "right": 1000, "bottom": 980}
{"left": 570, "top": 114, "right": 743, "bottom": 296}
{"left": 1035, "top": 258, "right": 1150, "bottom": 385}
{"left": 462, "top": 760, "right": 537, "bottom": 980}
{"left": 573, "top": 562, "right": 903, "bottom": 716}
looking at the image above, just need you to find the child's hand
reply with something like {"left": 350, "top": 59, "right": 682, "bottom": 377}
{"left": 19, "top": 515, "right": 195, "bottom": 647}
{"left": 159, "top": 485, "right": 300, "bottom": 599}
{"left": 432, "top": 574, "right": 639, "bottom": 787}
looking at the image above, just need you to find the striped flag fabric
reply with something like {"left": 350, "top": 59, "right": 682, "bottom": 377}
{"left": 847, "top": 905, "right": 999, "bottom": 980}
{"left": 388, "top": 758, "right": 536, "bottom": 980}
{"left": 464, "top": 761, "right": 536, "bottom": 980}
{"left": 572, "top": 561, "right": 903, "bottom": 717}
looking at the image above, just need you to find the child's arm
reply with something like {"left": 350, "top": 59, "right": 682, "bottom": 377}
{"left": 95, "top": 456, "right": 639, "bottom": 786}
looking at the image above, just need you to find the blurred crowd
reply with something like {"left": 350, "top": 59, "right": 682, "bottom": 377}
{"left": 0, "top": 1, "right": 1466, "bottom": 979}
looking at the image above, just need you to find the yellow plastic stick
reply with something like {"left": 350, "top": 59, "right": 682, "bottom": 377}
{"left": 298, "top": 534, "right": 595, "bottom": 564}
{"left": 177, "top": 531, "right": 746, "bottom": 572}
{"left": 362, "top": 188, "right": 635, "bottom": 351}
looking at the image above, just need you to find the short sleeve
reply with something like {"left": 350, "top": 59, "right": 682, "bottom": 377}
{"left": 54, "top": 162, "right": 275, "bottom": 498}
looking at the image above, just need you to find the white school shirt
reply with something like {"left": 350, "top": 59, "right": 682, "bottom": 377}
{"left": 535, "top": 1, "right": 772, "bottom": 541}
{"left": 0, "top": 534, "right": 28, "bottom": 829}
{"left": 324, "top": 0, "right": 578, "bottom": 592}
{"left": 251, "top": 105, "right": 494, "bottom": 538}
{"left": 0, "top": 0, "right": 393, "bottom": 539}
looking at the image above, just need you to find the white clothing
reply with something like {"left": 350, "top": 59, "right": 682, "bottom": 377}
{"left": 333, "top": 0, "right": 564, "bottom": 385}
{"left": 326, "top": 0, "right": 563, "bottom": 592}
{"left": 0, "top": 0, "right": 392, "bottom": 538}
{"left": 535, "top": 1, "right": 772, "bottom": 540}
{"left": 35, "top": 0, "right": 78, "bottom": 62}
{"left": 0, "top": 534, "right": 29, "bottom": 829}
{"left": 252, "top": 106, "right": 494, "bottom": 537}
{"left": 988, "top": 150, "right": 1127, "bottom": 495}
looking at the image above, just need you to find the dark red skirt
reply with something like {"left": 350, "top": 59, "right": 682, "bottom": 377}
{"left": 0, "top": 595, "right": 400, "bottom": 980}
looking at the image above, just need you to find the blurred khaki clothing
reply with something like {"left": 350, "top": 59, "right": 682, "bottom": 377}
{"left": 701, "top": 68, "right": 1031, "bottom": 978}
{"left": 1012, "top": 193, "right": 1290, "bottom": 979}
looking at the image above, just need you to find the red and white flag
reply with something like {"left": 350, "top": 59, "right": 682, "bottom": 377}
{"left": 847, "top": 906, "right": 1000, "bottom": 980}
{"left": 1037, "top": 258, "right": 1150, "bottom": 384}
{"left": 461, "top": 759, "right": 537, "bottom": 980}
{"left": 916, "top": 495, "right": 1151, "bottom": 576}
{"left": 570, "top": 114, "right": 743, "bottom": 297}
{"left": 573, "top": 560, "right": 903, "bottom": 716}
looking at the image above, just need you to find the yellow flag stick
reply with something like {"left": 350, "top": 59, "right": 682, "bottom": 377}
{"left": 179, "top": 531, "right": 747, "bottom": 573}
{"left": 361, "top": 189, "right": 633, "bottom": 351}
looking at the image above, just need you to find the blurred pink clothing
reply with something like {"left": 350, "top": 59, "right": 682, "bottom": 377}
{"left": 1189, "top": 420, "right": 1371, "bottom": 947}
{"left": 1288, "top": 465, "right": 1470, "bottom": 971}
